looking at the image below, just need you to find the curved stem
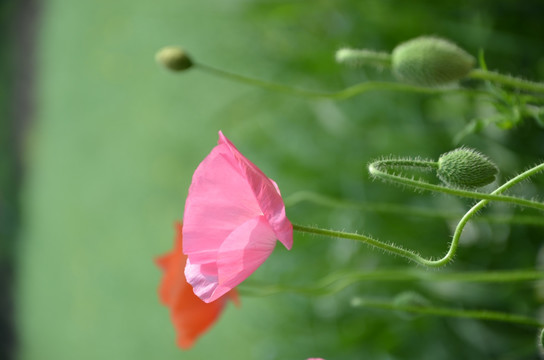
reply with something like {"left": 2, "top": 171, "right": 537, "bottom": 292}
{"left": 441, "top": 161, "right": 544, "bottom": 263}
{"left": 351, "top": 297, "right": 544, "bottom": 328}
{"left": 195, "top": 62, "right": 482, "bottom": 100}
{"left": 469, "top": 69, "right": 544, "bottom": 93}
{"left": 369, "top": 159, "right": 544, "bottom": 212}
{"left": 293, "top": 223, "right": 434, "bottom": 265}
{"left": 293, "top": 162, "right": 544, "bottom": 267}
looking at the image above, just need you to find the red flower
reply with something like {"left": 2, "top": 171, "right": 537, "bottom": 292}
{"left": 156, "top": 222, "right": 239, "bottom": 349}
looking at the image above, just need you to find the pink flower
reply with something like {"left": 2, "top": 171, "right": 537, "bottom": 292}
{"left": 155, "top": 223, "right": 239, "bottom": 349}
{"left": 183, "top": 131, "right": 293, "bottom": 303}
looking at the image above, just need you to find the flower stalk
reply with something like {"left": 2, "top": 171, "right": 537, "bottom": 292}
{"left": 293, "top": 160, "right": 544, "bottom": 267}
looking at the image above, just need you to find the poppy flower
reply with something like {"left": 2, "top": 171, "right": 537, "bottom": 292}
{"left": 156, "top": 222, "right": 239, "bottom": 349}
{"left": 183, "top": 131, "right": 293, "bottom": 303}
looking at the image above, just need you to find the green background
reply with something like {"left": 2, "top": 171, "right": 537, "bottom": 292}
{"left": 7, "top": 0, "right": 544, "bottom": 359}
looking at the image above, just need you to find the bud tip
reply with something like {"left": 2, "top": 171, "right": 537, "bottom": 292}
{"left": 155, "top": 46, "right": 193, "bottom": 72}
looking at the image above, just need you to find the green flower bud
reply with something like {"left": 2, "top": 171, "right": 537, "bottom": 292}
{"left": 437, "top": 148, "right": 498, "bottom": 188}
{"left": 155, "top": 46, "right": 193, "bottom": 72}
{"left": 392, "top": 36, "right": 475, "bottom": 86}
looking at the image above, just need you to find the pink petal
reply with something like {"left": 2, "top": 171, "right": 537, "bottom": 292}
{"left": 186, "top": 216, "right": 277, "bottom": 303}
{"left": 216, "top": 215, "right": 277, "bottom": 296}
{"left": 182, "top": 131, "right": 293, "bottom": 303}
{"left": 183, "top": 143, "right": 263, "bottom": 258}
{"left": 184, "top": 260, "right": 219, "bottom": 302}
{"left": 218, "top": 131, "right": 293, "bottom": 249}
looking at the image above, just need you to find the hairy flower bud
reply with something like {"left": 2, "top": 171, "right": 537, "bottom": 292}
{"left": 156, "top": 46, "right": 193, "bottom": 72}
{"left": 392, "top": 36, "right": 475, "bottom": 86}
{"left": 437, "top": 148, "right": 498, "bottom": 188}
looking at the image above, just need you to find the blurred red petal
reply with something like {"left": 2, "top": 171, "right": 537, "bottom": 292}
{"left": 155, "top": 222, "right": 239, "bottom": 349}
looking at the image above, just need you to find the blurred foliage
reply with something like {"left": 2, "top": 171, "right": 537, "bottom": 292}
{"left": 1, "top": 1, "right": 19, "bottom": 359}
{"left": 0, "top": 0, "right": 17, "bottom": 263}
{"left": 13, "top": 0, "right": 544, "bottom": 359}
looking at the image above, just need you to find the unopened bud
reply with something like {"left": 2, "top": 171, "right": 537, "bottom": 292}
{"left": 437, "top": 148, "right": 498, "bottom": 188}
{"left": 392, "top": 36, "right": 475, "bottom": 86}
{"left": 156, "top": 46, "right": 193, "bottom": 72}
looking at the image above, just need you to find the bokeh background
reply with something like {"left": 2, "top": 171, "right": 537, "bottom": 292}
{"left": 2, "top": 0, "right": 544, "bottom": 359}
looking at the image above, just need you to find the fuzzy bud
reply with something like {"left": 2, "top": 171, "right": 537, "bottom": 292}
{"left": 155, "top": 46, "right": 193, "bottom": 72}
{"left": 437, "top": 148, "right": 498, "bottom": 188}
{"left": 392, "top": 36, "right": 475, "bottom": 86}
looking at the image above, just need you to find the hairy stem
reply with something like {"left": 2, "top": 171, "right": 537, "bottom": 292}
{"left": 293, "top": 162, "right": 544, "bottom": 267}
{"left": 469, "top": 69, "right": 544, "bottom": 94}
{"left": 369, "top": 159, "right": 544, "bottom": 212}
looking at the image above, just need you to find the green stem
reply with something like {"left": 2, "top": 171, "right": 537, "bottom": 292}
{"left": 469, "top": 69, "right": 544, "bottom": 93}
{"left": 351, "top": 297, "right": 544, "bottom": 328}
{"left": 293, "top": 162, "right": 544, "bottom": 267}
{"left": 195, "top": 62, "right": 481, "bottom": 100}
{"left": 284, "top": 191, "right": 544, "bottom": 226}
{"left": 196, "top": 61, "right": 544, "bottom": 100}
{"left": 369, "top": 159, "right": 544, "bottom": 212}
{"left": 293, "top": 223, "right": 434, "bottom": 265}
{"left": 240, "top": 269, "right": 544, "bottom": 297}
